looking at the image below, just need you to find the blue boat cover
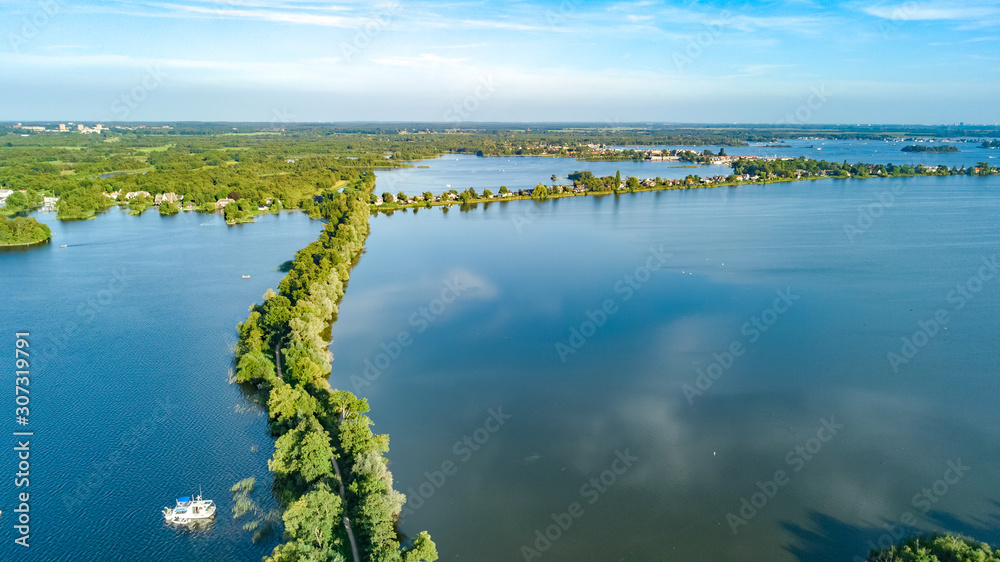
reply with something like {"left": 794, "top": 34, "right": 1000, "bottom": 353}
{"left": 178, "top": 496, "right": 191, "bottom": 503}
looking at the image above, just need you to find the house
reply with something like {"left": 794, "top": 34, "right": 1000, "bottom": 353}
{"left": 125, "top": 191, "right": 151, "bottom": 200}
{"left": 154, "top": 192, "right": 181, "bottom": 206}
{"left": 374, "top": 196, "right": 384, "bottom": 205}
{"left": 216, "top": 198, "right": 235, "bottom": 209}
{"left": 0, "top": 189, "right": 12, "bottom": 207}
{"left": 42, "top": 196, "right": 59, "bottom": 212}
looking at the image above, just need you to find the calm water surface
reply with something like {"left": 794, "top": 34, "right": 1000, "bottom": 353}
{"left": 376, "top": 139, "right": 999, "bottom": 195}
{"left": 0, "top": 210, "right": 325, "bottom": 561}
{"left": 330, "top": 172, "right": 1000, "bottom": 561}
{"left": 2, "top": 159, "right": 999, "bottom": 561}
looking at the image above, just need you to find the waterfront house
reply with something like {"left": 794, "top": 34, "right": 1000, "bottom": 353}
{"left": 0, "top": 189, "right": 12, "bottom": 207}
{"left": 154, "top": 192, "right": 182, "bottom": 206}
{"left": 215, "top": 198, "right": 235, "bottom": 209}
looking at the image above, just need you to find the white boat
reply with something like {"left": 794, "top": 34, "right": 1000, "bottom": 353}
{"left": 163, "top": 491, "right": 216, "bottom": 524}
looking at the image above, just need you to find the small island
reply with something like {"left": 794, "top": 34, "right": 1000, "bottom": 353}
{"left": 902, "top": 144, "right": 959, "bottom": 153}
{"left": 982, "top": 140, "right": 1000, "bottom": 148}
{"left": 0, "top": 216, "right": 52, "bottom": 247}
{"left": 868, "top": 533, "right": 1000, "bottom": 561}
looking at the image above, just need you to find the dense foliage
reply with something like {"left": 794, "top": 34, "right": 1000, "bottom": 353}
{"left": 0, "top": 215, "right": 51, "bottom": 245}
{"left": 867, "top": 533, "right": 1000, "bottom": 561}
{"left": 901, "top": 145, "right": 959, "bottom": 153}
{"left": 233, "top": 173, "right": 437, "bottom": 562}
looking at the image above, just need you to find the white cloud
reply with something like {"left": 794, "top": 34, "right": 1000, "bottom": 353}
{"left": 862, "top": 1, "right": 1000, "bottom": 21}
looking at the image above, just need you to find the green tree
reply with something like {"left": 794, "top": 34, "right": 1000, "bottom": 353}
{"left": 5, "top": 191, "right": 28, "bottom": 211}
{"left": 282, "top": 487, "right": 343, "bottom": 551}
{"left": 401, "top": 531, "right": 438, "bottom": 562}
{"left": 268, "top": 417, "right": 336, "bottom": 503}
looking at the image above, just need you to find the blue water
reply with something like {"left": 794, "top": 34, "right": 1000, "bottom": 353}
{"left": 2, "top": 164, "right": 999, "bottom": 561}
{"left": 376, "top": 139, "right": 997, "bottom": 196}
{"left": 332, "top": 172, "right": 1000, "bottom": 561}
{"left": 0, "top": 210, "right": 325, "bottom": 561}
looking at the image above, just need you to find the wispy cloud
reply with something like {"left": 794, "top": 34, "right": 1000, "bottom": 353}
{"left": 862, "top": 1, "right": 1000, "bottom": 20}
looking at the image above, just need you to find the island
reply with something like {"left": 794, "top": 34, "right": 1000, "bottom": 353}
{"left": 0, "top": 216, "right": 51, "bottom": 247}
{"left": 868, "top": 533, "right": 1000, "bottom": 561}
{"left": 982, "top": 140, "right": 1000, "bottom": 148}
{"left": 901, "top": 144, "right": 959, "bottom": 153}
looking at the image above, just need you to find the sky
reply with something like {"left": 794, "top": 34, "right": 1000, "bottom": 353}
{"left": 0, "top": 0, "right": 998, "bottom": 123}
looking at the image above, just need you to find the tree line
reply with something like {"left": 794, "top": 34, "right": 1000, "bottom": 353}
{"left": 233, "top": 173, "right": 438, "bottom": 562}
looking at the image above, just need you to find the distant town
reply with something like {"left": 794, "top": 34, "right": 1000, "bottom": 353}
{"left": 5, "top": 122, "right": 173, "bottom": 134}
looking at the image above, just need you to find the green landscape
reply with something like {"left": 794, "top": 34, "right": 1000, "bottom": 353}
{"left": 3, "top": 122, "right": 999, "bottom": 561}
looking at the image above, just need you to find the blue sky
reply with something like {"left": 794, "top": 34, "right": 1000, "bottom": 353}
{"left": 1, "top": 0, "right": 998, "bottom": 123}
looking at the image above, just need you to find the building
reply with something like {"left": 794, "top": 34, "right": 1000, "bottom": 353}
{"left": 215, "top": 198, "right": 235, "bottom": 209}
{"left": 0, "top": 189, "right": 13, "bottom": 207}
{"left": 154, "top": 193, "right": 182, "bottom": 205}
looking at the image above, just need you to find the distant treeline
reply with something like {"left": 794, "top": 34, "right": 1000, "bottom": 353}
{"left": 233, "top": 172, "right": 438, "bottom": 562}
{"left": 901, "top": 144, "right": 959, "bottom": 153}
{"left": 866, "top": 533, "right": 1000, "bottom": 561}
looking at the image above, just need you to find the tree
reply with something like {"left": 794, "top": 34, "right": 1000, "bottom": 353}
{"left": 615, "top": 170, "right": 621, "bottom": 190}
{"left": 396, "top": 191, "right": 406, "bottom": 203}
{"left": 499, "top": 185, "right": 509, "bottom": 194}
{"left": 4, "top": 191, "right": 28, "bottom": 211}
{"left": 282, "top": 487, "right": 343, "bottom": 551}
{"left": 159, "top": 200, "right": 180, "bottom": 215}
{"left": 381, "top": 192, "right": 394, "bottom": 203}
{"left": 268, "top": 417, "right": 336, "bottom": 503}
{"left": 531, "top": 184, "right": 550, "bottom": 199}
{"left": 401, "top": 532, "right": 439, "bottom": 562}
{"left": 626, "top": 176, "right": 640, "bottom": 191}
{"left": 235, "top": 349, "right": 276, "bottom": 383}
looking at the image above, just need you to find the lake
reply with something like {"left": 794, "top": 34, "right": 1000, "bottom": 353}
{"left": 331, "top": 170, "right": 1000, "bottom": 560}
{"left": 0, "top": 210, "right": 325, "bottom": 562}
{"left": 2, "top": 155, "right": 999, "bottom": 561}
{"left": 375, "top": 139, "right": 998, "bottom": 195}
